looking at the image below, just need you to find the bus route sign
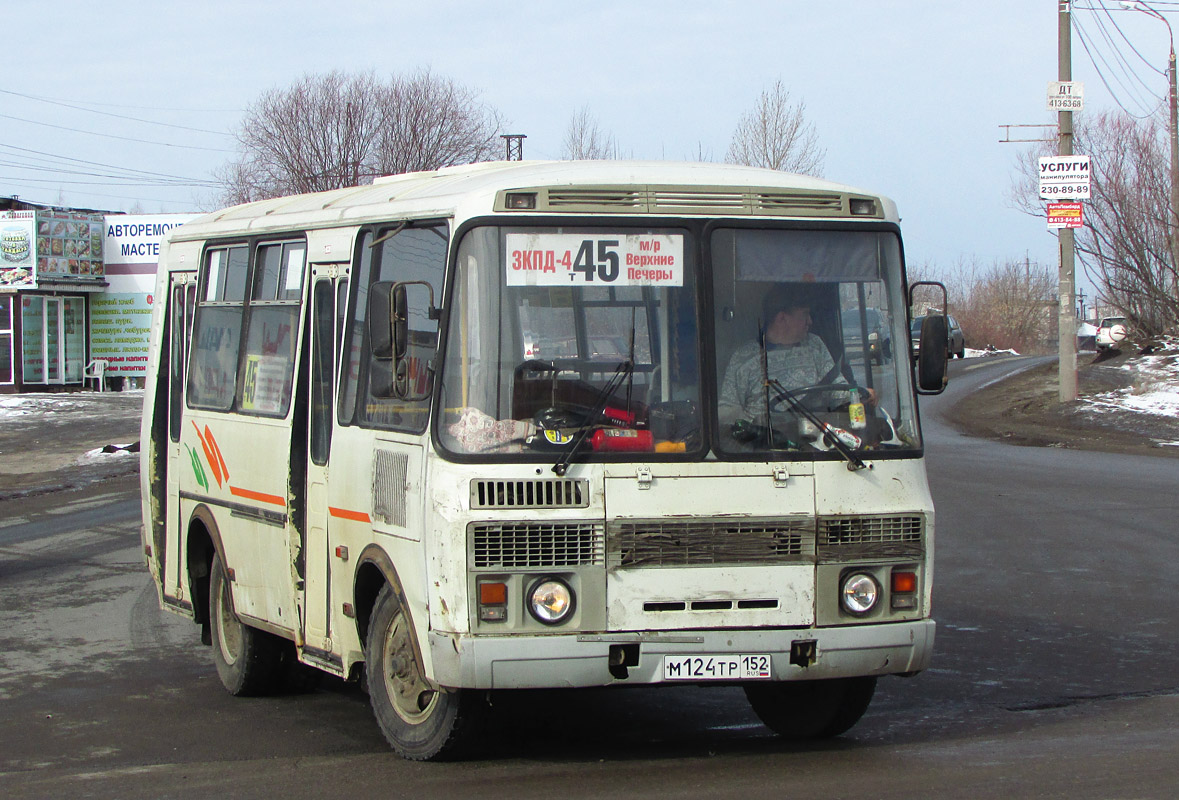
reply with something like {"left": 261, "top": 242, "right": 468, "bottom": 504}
{"left": 505, "top": 232, "right": 684, "bottom": 287}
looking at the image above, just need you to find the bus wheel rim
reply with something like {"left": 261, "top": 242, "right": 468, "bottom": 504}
{"left": 382, "top": 611, "right": 436, "bottom": 724}
{"left": 216, "top": 579, "right": 241, "bottom": 666}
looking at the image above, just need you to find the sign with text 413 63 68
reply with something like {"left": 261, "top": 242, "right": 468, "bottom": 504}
{"left": 505, "top": 233, "right": 684, "bottom": 287}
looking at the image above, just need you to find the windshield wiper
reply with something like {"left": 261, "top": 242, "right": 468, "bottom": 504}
{"left": 552, "top": 359, "right": 633, "bottom": 476}
{"left": 767, "top": 378, "right": 870, "bottom": 472}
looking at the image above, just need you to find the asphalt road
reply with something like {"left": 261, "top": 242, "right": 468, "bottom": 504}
{"left": 2, "top": 358, "right": 1178, "bottom": 799}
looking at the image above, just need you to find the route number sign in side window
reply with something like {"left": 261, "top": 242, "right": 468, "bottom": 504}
{"left": 505, "top": 233, "right": 684, "bottom": 287}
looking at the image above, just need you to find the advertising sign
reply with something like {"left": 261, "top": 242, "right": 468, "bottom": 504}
{"left": 104, "top": 214, "right": 194, "bottom": 266}
{"left": 1047, "top": 202, "right": 1084, "bottom": 229}
{"left": 1047, "top": 81, "right": 1084, "bottom": 112}
{"left": 89, "top": 292, "right": 154, "bottom": 378}
{"left": 1, "top": 212, "right": 36, "bottom": 287}
{"left": 36, "top": 211, "right": 105, "bottom": 281}
{"left": 1038, "top": 155, "right": 1091, "bottom": 199}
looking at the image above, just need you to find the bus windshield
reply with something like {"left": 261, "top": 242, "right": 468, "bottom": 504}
{"left": 712, "top": 227, "right": 920, "bottom": 457}
{"left": 437, "top": 223, "right": 919, "bottom": 460}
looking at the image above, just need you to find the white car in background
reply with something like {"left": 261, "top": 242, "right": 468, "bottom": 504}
{"left": 1096, "top": 316, "right": 1128, "bottom": 351}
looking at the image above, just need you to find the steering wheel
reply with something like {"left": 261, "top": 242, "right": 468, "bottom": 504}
{"left": 768, "top": 383, "right": 869, "bottom": 413}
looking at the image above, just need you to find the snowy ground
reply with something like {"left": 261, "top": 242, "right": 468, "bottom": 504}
{"left": 966, "top": 337, "right": 1179, "bottom": 448}
{"left": 1077, "top": 338, "right": 1179, "bottom": 447}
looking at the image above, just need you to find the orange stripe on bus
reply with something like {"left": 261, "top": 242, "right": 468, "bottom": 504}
{"left": 205, "top": 425, "right": 230, "bottom": 482}
{"left": 329, "top": 507, "right": 371, "bottom": 523}
{"left": 229, "top": 486, "right": 286, "bottom": 507}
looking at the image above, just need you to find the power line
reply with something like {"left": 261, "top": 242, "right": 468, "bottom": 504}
{"left": 0, "top": 162, "right": 217, "bottom": 187}
{"left": 1073, "top": 9, "right": 1166, "bottom": 118}
{"left": 0, "top": 143, "right": 214, "bottom": 184}
{"left": 0, "top": 111, "right": 232, "bottom": 152}
{"left": 0, "top": 88, "right": 233, "bottom": 137}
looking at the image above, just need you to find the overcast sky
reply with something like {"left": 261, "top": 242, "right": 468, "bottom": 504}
{"left": 5, "top": 0, "right": 1176, "bottom": 295}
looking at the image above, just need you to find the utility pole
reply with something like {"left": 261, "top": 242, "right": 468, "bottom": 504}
{"left": 1058, "top": 0, "right": 1078, "bottom": 402}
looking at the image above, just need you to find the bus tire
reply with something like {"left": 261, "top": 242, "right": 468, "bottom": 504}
{"left": 744, "top": 676, "right": 876, "bottom": 739}
{"left": 366, "top": 584, "right": 483, "bottom": 760}
{"left": 209, "top": 553, "right": 282, "bottom": 696}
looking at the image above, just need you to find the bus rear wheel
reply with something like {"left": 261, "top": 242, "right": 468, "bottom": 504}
{"left": 209, "top": 553, "right": 282, "bottom": 696}
{"left": 744, "top": 676, "right": 876, "bottom": 739}
{"left": 365, "top": 584, "right": 483, "bottom": 760}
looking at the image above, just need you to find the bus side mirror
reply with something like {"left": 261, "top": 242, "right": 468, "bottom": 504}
{"left": 367, "top": 280, "right": 436, "bottom": 400}
{"left": 368, "top": 281, "right": 395, "bottom": 359}
{"left": 916, "top": 315, "right": 949, "bottom": 394}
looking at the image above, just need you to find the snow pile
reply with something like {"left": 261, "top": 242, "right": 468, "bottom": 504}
{"left": 965, "top": 346, "right": 1019, "bottom": 358}
{"left": 0, "top": 390, "right": 143, "bottom": 420}
{"left": 1081, "top": 337, "right": 1179, "bottom": 445}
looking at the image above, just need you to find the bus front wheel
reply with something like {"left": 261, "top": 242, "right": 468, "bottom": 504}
{"left": 209, "top": 553, "right": 282, "bottom": 696}
{"left": 744, "top": 676, "right": 876, "bottom": 739}
{"left": 366, "top": 584, "right": 484, "bottom": 760}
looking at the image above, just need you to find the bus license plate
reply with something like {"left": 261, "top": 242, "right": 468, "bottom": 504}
{"left": 663, "top": 654, "right": 772, "bottom": 681}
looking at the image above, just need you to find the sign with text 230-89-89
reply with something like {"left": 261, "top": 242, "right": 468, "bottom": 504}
{"left": 1038, "top": 155, "right": 1091, "bottom": 199}
{"left": 505, "top": 233, "right": 684, "bottom": 287}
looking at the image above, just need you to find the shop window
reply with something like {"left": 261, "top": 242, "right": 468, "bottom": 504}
{"left": 0, "top": 296, "right": 12, "bottom": 384}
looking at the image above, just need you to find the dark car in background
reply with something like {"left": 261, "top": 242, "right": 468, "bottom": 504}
{"left": 841, "top": 307, "right": 892, "bottom": 364}
{"left": 910, "top": 314, "right": 965, "bottom": 359}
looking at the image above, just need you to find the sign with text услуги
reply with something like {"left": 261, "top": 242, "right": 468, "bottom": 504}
{"left": 1039, "top": 155, "right": 1091, "bottom": 200}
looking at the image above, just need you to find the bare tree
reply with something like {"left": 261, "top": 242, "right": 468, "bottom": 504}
{"left": 561, "top": 106, "right": 617, "bottom": 160}
{"left": 725, "top": 80, "right": 825, "bottom": 176}
{"left": 375, "top": 69, "right": 505, "bottom": 175}
{"left": 1013, "top": 110, "right": 1179, "bottom": 337}
{"left": 216, "top": 70, "right": 504, "bottom": 204}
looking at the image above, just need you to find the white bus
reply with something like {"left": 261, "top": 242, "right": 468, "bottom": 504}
{"left": 140, "top": 160, "right": 949, "bottom": 760}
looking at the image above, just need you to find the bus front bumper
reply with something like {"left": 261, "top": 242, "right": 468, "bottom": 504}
{"left": 428, "top": 619, "right": 935, "bottom": 690}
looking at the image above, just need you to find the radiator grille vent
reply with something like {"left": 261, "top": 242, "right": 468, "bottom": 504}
{"left": 609, "top": 518, "right": 816, "bottom": 568}
{"left": 470, "top": 478, "right": 589, "bottom": 509}
{"left": 546, "top": 188, "right": 644, "bottom": 209}
{"left": 756, "top": 191, "right": 845, "bottom": 212}
{"left": 817, "top": 515, "right": 924, "bottom": 561}
{"left": 471, "top": 521, "right": 605, "bottom": 568}
{"left": 497, "top": 186, "right": 875, "bottom": 218}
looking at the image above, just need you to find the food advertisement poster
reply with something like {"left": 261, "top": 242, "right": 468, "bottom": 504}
{"left": 36, "top": 211, "right": 105, "bottom": 281}
{"left": 1, "top": 210, "right": 106, "bottom": 287}
{"left": 1, "top": 211, "right": 36, "bottom": 287}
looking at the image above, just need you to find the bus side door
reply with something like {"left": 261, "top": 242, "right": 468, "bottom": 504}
{"left": 165, "top": 271, "right": 196, "bottom": 604}
{"left": 301, "top": 265, "right": 348, "bottom": 655}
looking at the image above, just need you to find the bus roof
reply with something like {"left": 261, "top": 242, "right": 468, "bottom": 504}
{"left": 170, "top": 160, "right": 900, "bottom": 241}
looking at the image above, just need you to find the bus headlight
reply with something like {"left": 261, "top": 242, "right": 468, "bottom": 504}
{"left": 527, "top": 577, "right": 575, "bottom": 625}
{"left": 840, "top": 573, "right": 879, "bottom": 615}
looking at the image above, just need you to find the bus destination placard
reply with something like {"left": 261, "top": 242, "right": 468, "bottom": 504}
{"left": 505, "top": 233, "right": 684, "bottom": 287}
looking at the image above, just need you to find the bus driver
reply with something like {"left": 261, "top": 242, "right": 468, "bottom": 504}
{"left": 718, "top": 285, "right": 875, "bottom": 438}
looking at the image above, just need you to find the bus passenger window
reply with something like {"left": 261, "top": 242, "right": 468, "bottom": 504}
{"left": 188, "top": 245, "right": 248, "bottom": 411}
{"left": 237, "top": 241, "right": 305, "bottom": 416}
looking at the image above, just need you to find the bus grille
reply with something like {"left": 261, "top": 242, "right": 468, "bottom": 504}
{"left": 471, "top": 522, "right": 605, "bottom": 568}
{"left": 499, "top": 186, "right": 875, "bottom": 218}
{"left": 817, "top": 515, "right": 925, "bottom": 561}
{"left": 470, "top": 478, "right": 589, "bottom": 509}
{"left": 608, "top": 518, "right": 816, "bottom": 568}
